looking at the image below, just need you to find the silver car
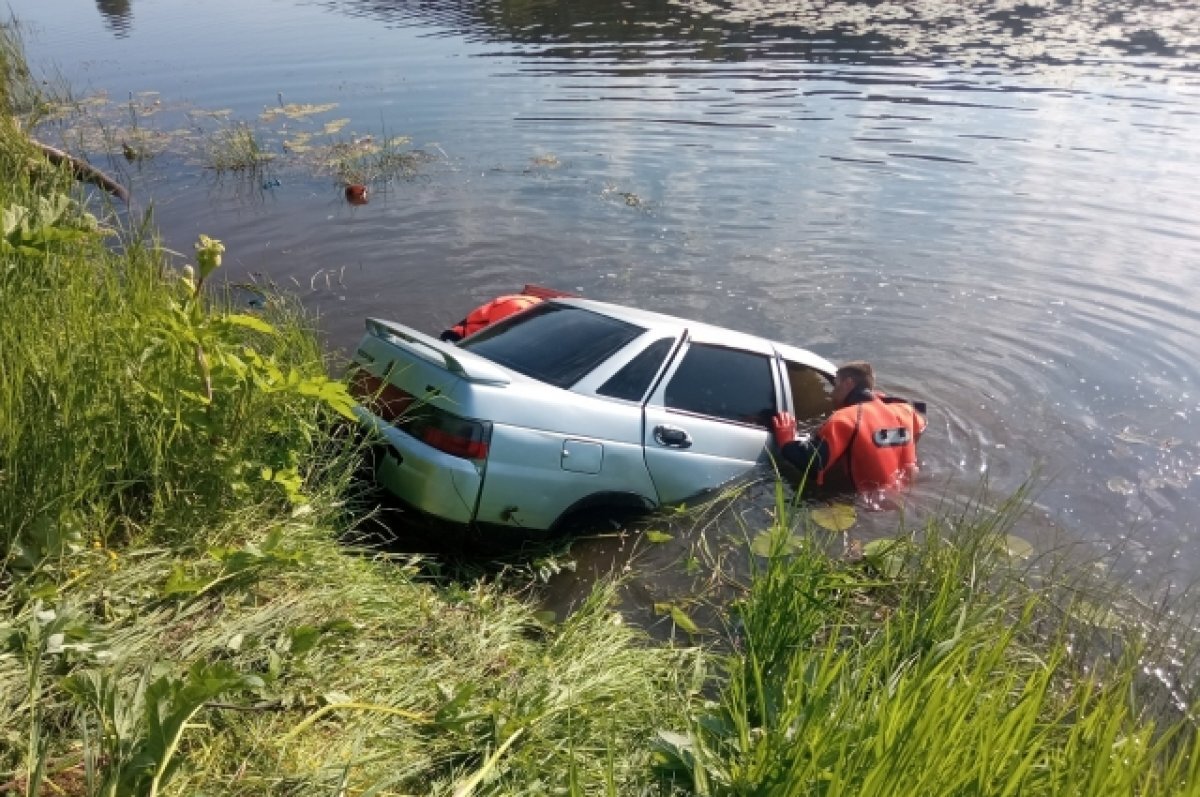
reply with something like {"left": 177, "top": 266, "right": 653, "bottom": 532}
{"left": 350, "top": 297, "right": 836, "bottom": 533}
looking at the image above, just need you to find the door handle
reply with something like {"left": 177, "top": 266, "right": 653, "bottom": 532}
{"left": 654, "top": 425, "right": 692, "bottom": 448}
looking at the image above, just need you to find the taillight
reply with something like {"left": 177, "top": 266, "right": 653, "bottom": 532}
{"left": 410, "top": 410, "right": 491, "bottom": 460}
{"left": 348, "top": 368, "right": 415, "bottom": 423}
{"left": 349, "top": 367, "right": 491, "bottom": 460}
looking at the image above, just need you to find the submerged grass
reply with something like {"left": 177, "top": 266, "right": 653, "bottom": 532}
{"left": 2, "top": 20, "right": 1199, "bottom": 796}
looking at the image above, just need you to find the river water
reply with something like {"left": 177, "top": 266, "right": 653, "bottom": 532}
{"left": 11, "top": 0, "right": 1200, "bottom": 606}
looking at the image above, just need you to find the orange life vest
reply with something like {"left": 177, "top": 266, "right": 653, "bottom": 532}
{"left": 446, "top": 294, "right": 542, "bottom": 340}
{"left": 815, "top": 393, "right": 926, "bottom": 491}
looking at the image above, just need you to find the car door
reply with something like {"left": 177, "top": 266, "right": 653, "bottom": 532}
{"left": 642, "top": 334, "right": 782, "bottom": 505}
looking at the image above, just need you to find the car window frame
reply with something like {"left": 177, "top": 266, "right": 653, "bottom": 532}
{"left": 645, "top": 335, "right": 783, "bottom": 429}
{"left": 572, "top": 330, "right": 683, "bottom": 403}
{"left": 458, "top": 302, "right": 647, "bottom": 389}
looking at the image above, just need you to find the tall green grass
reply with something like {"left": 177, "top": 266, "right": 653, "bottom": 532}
{"left": 654, "top": 487, "right": 1200, "bottom": 796}
{"left": 0, "top": 161, "right": 347, "bottom": 562}
{"left": 0, "top": 26, "right": 690, "bottom": 795}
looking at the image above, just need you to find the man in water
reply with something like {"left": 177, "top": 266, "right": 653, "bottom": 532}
{"left": 771, "top": 361, "right": 926, "bottom": 494}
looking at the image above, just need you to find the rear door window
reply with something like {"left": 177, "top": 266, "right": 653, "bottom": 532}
{"left": 597, "top": 337, "right": 675, "bottom": 402}
{"left": 460, "top": 303, "right": 645, "bottom": 388}
{"left": 663, "top": 344, "right": 776, "bottom": 427}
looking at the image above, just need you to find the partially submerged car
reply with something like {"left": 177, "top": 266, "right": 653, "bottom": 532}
{"left": 349, "top": 296, "right": 837, "bottom": 533}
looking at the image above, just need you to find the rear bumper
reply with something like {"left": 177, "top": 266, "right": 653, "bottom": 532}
{"left": 353, "top": 407, "right": 483, "bottom": 524}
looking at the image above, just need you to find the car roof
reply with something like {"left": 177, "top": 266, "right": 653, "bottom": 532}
{"left": 552, "top": 297, "right": 837, "bottom": 375}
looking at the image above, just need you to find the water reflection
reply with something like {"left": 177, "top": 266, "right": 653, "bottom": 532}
{"left": 321, "top": 0, "right": 1200, "bottom": 76}
{"left": 96, "top": 0, "right": 133, "bottom": 37}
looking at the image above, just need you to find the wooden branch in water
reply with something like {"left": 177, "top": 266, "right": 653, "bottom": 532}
{"left": 29, "top": 138, "right": 130, "bottom": 203}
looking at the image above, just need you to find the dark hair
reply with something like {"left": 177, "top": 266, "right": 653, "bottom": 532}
{"left": 836, "top": 360, "right": 875, "bottom": 391}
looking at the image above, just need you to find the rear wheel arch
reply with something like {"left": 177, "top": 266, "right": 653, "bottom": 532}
{"left": 549, "top": 491, "right": 658, "bottom": 535}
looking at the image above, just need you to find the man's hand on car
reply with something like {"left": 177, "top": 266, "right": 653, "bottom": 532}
{"left": 771, "top": 411, "right": 797, "bottom": 447}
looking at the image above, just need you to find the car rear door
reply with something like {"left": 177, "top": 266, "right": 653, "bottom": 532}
{"left": 641, "top": 332, "right": 783, "bottom": 505}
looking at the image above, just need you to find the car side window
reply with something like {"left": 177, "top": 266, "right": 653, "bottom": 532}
{"left": 786, "top": 361, "right": 834, "bottom": 423}
{"left": 663, "top": 344, "right": 775, "bottom": 427}
{"left": 597, "top": 337, "right": 675, "bottom": 402}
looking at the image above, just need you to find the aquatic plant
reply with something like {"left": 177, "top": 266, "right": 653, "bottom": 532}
{"left": 324, "top": 129, "right": 427, "bottom": 188}
{"left": 203, "top": 120, "right": 272, "bottom": 173}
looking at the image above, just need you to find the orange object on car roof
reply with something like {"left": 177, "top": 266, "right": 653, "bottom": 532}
{"left": 441, "top": 286, "right": 579, "bottom": 342}
{"left": 519, "top": 283, "right": 577, "bottom": 300}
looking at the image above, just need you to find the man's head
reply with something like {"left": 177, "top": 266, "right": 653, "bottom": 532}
{"left": 832, "top": 360, "right": 874, "bottom": 406}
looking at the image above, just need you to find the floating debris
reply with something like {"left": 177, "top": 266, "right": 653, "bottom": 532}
{"left": 323, "top": 118, "right": 351, "bottom": 135}
{"left": 283, "top": 132, "right": 313, "bottom": 153}
{"left": 1116, "top": 426, "right": 1181, "bottom": 450}
{"left": 261, "top": 102, "right": 339, "bottom": 122}
{"left": 1106, "top": 476, "right": 1137, "bottom": 496}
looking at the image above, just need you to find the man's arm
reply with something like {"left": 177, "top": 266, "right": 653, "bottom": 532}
{"left": 771, "top": 412, "right": 830, "bottom": 477}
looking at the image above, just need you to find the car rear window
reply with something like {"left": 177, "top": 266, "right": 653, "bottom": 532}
{"left": 459, "top": 303, "right": 645, "bottom": 388}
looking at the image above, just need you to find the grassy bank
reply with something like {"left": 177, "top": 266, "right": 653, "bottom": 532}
{"left": 659, "top": 489, "right": 1200, "bottom": 795}
{"left": 0, "top": 23, "right": 689, "bottom": 795}
{"left": 3, "top": 20, "right": 1199, "bottom": 796}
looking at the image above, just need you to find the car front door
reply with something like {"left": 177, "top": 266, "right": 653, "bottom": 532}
{"left": 642, "top": 336, "right": 782, "bottom": 505}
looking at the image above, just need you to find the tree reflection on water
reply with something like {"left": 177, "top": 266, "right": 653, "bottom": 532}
{"left": 96, "top": 0, "right": 133, "bottom": 38}
{"left": 322, "top": 0, "right": 1200, "bottom": 76}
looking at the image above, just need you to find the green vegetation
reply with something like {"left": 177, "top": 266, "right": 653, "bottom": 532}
{"left": 202, "top": 120, "right": 273, "bottom": 173}
{"left": 325, "top": 131, "right": 428, "bottom": 189}
{"left": 36, "top": 83, "right": 430, "bottom": 192}
{"left": 658, "top": 488, "right": 1200, "bottom": 795}
{"left": 2, "top": 22, "right": 1198, "bottom": 797}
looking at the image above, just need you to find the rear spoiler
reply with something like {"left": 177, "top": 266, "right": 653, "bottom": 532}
{"left": 364, "top": 318, "right": 511, "bottom": 386}
{"left": 520, "top": 283, "right": 577, "bottom": 300}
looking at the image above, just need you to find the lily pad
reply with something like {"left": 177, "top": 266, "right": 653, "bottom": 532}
{"left": 749, "top": 530, "right": 802, "bottom": 557}
{"left": 1000, "top": 534, "right": 1035, "bottom": 561}
{"left": 811, "top": 503, "right": 857, "bottom": 532}
{"left": 862, "top": 538, "right": 913, "bottom": 577}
